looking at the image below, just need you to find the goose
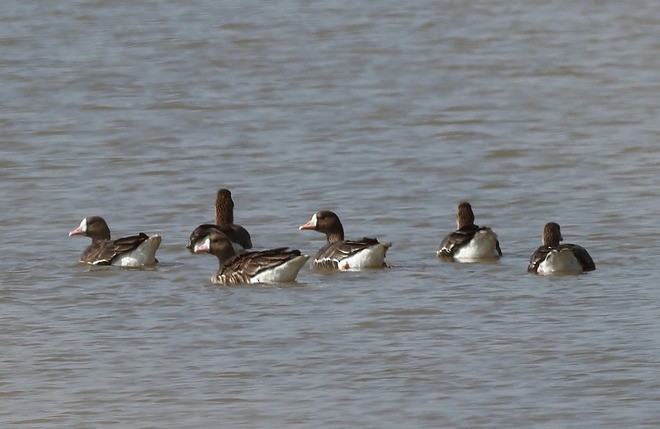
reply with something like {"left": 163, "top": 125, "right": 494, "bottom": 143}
{"left": 528, "top": 222, "right": 595, "bottom": 275}
{"left": 299, "top": 210, "right": 390, "bottom": 270}
{"left": 437, "top": 202, "right": 502, "bottom": 262}
{"left": 69, "top": 216, "right": 161, "bottom": 267}
{"left": 193, "top": 230, "right": 307, "bottom": 284}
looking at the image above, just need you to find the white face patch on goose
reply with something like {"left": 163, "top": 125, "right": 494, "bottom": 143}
{"left": 69, "top": 217, "right": 88, "bottom": 237}
{"left": 193, "top": 236, "right": 211, "bottom": 253}
{"left": 299, "top": 213, "right": 319, "bottom": 231}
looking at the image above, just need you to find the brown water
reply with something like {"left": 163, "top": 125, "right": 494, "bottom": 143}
{"left": 1, "top": 0, "right": 659, "bottom": 427}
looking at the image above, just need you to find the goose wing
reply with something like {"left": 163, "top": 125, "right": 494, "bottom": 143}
{"left": 81, "top": 233, "right": 149, "bottom": 265}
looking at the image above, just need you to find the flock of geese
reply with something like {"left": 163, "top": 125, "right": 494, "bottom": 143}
{"left": 69, "top": 188, "right": 596, "bottom": 284}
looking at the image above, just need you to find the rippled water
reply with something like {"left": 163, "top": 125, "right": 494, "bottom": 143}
{"left": 1, "top": 0, "right": 658, "bottom": 427}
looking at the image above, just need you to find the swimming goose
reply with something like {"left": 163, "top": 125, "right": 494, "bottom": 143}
{"left": 69, "top": 216, "right": 161, "bottom": 266}
{"left": 437, "top": 202, "right": 502, "bottom": 261}
{"left": 299, "top": 210, "right": 391, "bottom": 270}
{"left": 186, "top": 188, "right": 252, "bottom": 253}
{"left": 528, "top": 222, "right": 595, "bottom": 275}
{"left": 193, "top": 230, "right": 308, "bottom": 284}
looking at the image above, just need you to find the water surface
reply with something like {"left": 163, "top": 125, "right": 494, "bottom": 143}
{"left": 1, "top": 0, "right": 658, "bottom": 427}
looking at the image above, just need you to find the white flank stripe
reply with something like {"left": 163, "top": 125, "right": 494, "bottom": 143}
{"left": 251, "top": 255, "right": 309, "bottom": 283}
{"left": 336, "top": 245, "right": 387, "bottom": 271}
{"left": 113, "top": 235, "right": 162, "bottom": 267}
{"left": 538, "top": 249, "right": 583, "bottom": 275}
{"left": 453, "top": 230, "right": 500, "bottom": 262}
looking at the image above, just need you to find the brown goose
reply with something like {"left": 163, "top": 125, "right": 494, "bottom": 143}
{"left": 437, "top": 202, "right": 502, "bottom": 261}
{"left": 528, "top": 222, "right": 595, "bottom": 275}
{"left": 186, "top": 188, "right": 252, "bottom": 253}
{"left": 69, "top": 216, "right": 161, "bottom": 266}
{"left": 299, "top": 210, "right": 391, "bottom": 270}
{"left": 193, "top": 230, "right": 308, "bottom": 284}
